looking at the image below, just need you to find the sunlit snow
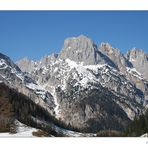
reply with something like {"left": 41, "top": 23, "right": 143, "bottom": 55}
{"left": 0, "top": 120, "right": 38, "bottom": 137}
{"left": 126, "top": 67, "right": 143, "bottom": 80}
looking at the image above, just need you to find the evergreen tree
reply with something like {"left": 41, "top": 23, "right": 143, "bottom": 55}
{"left": 125, "top": 110, "right": 148, "bottom": 136}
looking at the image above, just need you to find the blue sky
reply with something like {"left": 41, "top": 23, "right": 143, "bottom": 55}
{"left": 0, "top": 11, "right": 148, "bottom": 61}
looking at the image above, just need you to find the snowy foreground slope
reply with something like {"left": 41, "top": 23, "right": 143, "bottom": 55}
{"left": 141, "top": 133, "right": 148, "bottom": 137}
{"left": 0, "top": 121, "right": 38, "bottom": 137}
{"left": 0, "top": 119, "right": 96, "bottom": 137}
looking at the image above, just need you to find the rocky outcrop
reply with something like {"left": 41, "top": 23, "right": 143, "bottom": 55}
{"left": 16, "top": 57, "right": 35, "bottom": 73}
{"left": 98, "top": 43, "right": 148, "bottom": 102}
{"left": 98, "top": 42, "right": 132, "bottom": 72}
{"left": 59, "top": 35, "right": 116, "bottom": 67}
{"left": 125, "top": 48, "right": 148, "bottom": 81}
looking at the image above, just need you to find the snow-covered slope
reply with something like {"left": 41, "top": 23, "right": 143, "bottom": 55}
{"left": 126, "top": 67, "right": 143, "bottom": 80}
{"left": 16, "top": 56, "right": 144, "bottom": 131}
{"left": 0, "top": 52, "right": 55, "bottom": 116}
{"left": 126, "top": 48, "right": 148, "bottom": 81}
{"left": 141, "top": 133, "right": 148, "bottom": 137}
{"left": 0, "top": 120, "right": 38, "bottom": 137}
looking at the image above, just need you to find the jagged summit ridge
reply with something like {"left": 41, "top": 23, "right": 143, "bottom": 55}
{"left": 2, "top": 34, "right": 147, "bottom": 133}
{"left": 125, "top": 48, "right": 148, "bottom": 81}
{"left": 59, "top": 35, "right": 98, "bottom": 65}
{"left": 98, "top": 42, "right": 133, "bottom": 71}
{"left": 16, "top": 35, "right": 148, "bottom": 100}
{"left": 59, "top": 35, "right": 116, "bottom": 67}
{"left": 15, "top": 56, "right": 35, "bottom": 73}
{"left": 0, "top": 53, "right": 21, "bottom": 73}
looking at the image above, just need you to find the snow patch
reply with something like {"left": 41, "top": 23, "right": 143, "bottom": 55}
{"left": 50, "top": 88, "right": 60, "bottom": 117}
{"left": 53, "top": 67, "right": 58, "bottom": 73}
{"left": 66, "top": 58, "right": 78, "bottom": 69}
{"left": 0, "top": 59, "right": 8, "bottom": 69}
{"left": 0, "top": 58, "right": 24, "bottom": 81}
{"left": 46, "top": 85, "right": 60, "bottom": 117}
{"left": 42, "top": 66, "right": 48, "bottom": 75}
{"left": 31, "top": 117, "right": 96, "bottom": 137}
{"left": 26, "top": 82, "right": 43, "bottom": 90}
{"left": 67, "top": 46, "right": 71, "bottom": 49}
{"left": 141, "top": 133, "right": 148, "bottom": 137}
{"left": 25, "top": 82, "right": 50, "bottom": 101}
{"left": 129, "top": 56, "right": 136, "bottom": 62}
{"left": 0, "top": 120, "right": 38, "bottom": 137}
{"left": 126, "top": 67, "right": 143, "bottom": 80}
{"left": 11, "top": 68, "right": 24, "bottom": 81}
{"left": 65, "top": 59, "right": 116, "bottom": 89}
{"left": 0, "top": 59, "right": 6, "bottom": 65}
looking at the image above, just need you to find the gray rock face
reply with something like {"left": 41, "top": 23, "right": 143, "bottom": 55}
{"left": 16, "top": 54, "right": 58, "bottom": 76}
{"left": 98, "top": 43, "right": 132, "bottom": 72}
{"left": 59, "top": 35, "right": 116, "bottom": 67}
{"left": 16, "top": 57, "right": 35, "bottom": 73}
{"left": 59, "top": 35, "right": 97, "bottom": 65}
{"left": 125, "top": 48, "right": 148, "bottom": 81}
{"left": 39, "top": 54, "right": 58, "bottom": 67}
{"left": 98, "top": 43, "right": 148, "bottom": 100}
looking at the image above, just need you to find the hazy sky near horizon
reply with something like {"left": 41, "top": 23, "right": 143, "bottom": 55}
{"left": 0, "top": 11, "right": 148, "bottom": 61}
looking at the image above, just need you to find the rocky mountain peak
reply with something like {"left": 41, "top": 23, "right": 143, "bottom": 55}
{"left": 59, "top": 35, "right": 116, "bottom": 67}
{"left": 125, "top": 48, "right": 148, "bottom": 81}
{"left": 98, "top": 43, "right": 133, "bottom": 73}
{"left": 1, "top": 35, "right": 148, "bottom": 134}
{"left": 0, "top": 52, "right": 21, "bottom": 73}
{"left": 16, "top": 57, "right": 35, "bottom": 73}
{"left": 39, "top": 53, "right": 58, "bottom": 66}
{"left": 0, "top": 52, "right": 9, "bottom": 60}
{"left": 59, "top": 35, "right": 97, "bottom": 65}
{"left": 99, "top": 42, "right": 120, "bottom": 55}
{"left": 126, "top": 48, "right": 146, "bottom": 62}
{"left": 62, "top": 34, "right": 95, "bottom": 49}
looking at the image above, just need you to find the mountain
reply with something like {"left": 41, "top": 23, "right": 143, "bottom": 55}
{"left": 0, "top": 53, "right": 55, "bottom": 114}
{"left": 1, "top": 35, "right": 148, "bottom": 136}
{"left": 98, "top": 42, "right": 133, "bottom": 72}
{"left": 98, "top": 43, "right": 148, "bottom": 104}
{"left": 125, "top": 48, "right": 148, "bottom": 81}
{"left": 16, "top": 35, "right": 147, "bottom": 133}
{"left": 125, "top": 48, "right": 148, "bottom": 103}
{"left": 15, "top": 57, "right": 36, "bottom": 73}
{"left": 59, "top": 35, "right": 116, "bottom": 67}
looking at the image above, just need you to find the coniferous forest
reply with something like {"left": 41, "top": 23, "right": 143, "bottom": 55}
{"left": 125, "top": 110, "right": 148, "bottom": 136}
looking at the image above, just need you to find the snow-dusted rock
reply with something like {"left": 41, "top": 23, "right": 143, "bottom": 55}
{"left": 126, "top": 48, "right": 148, "bottom": 81}
{"left": 0, "top": 52, "right": 55, "bottom": 116}
{"left": 1, "top": 35, "right": 147, "bottom": 133}
{"left": 141, "top": 133, "right": 148, "bottom": 137}
{"left": 0, "top": 120, "right": 39, "bottom": 137}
